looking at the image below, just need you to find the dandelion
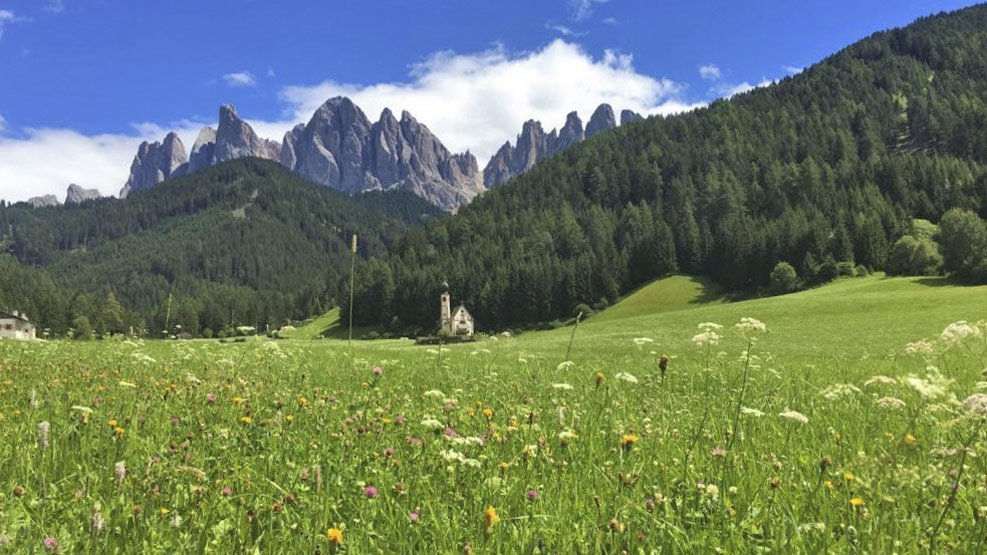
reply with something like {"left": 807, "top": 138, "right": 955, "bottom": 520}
{"left": 595, "top": 372, "right": 605, "bottom": 386}
{"left": 115, "top": 461, "right": 127, "bottom": 485}
{"left": 850, "top": 497, "right": 865, "bottom": 508}
{"left": 615, "top": 372, "right": 639, "bottom": 384}
{"left": 113, "top": 426, "right": 125, "bottom": 437}
{"left": 779, "top": 410, "right": 809, "bottom": 424}
{"left": 326, "top": 527, "right": 344, "bottom": 547}
{"left": 37, "top": 421, "right": 50, "bottom": 452}
{"left": 240, "top": 416, "right": 252, "bottom": 425}
{"left": 963, "top": 393, "right": 987, "bottom": 416}
{"left": 483, "top": 506, "right": 500, "bottom": 533}
{"left": 904, "top": 434, "right": 917, "bottom": 445}
{"left": 843, "top": 471, "right": 855, "bottom": 482}
{"left": 621, "top": 434, "right": 639, "bottom": 449}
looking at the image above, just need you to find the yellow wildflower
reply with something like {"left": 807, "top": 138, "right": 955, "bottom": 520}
{"left": 850, "top": 497, "right": 865, "bottom": 508}
{"left": 240, "top": 416, "right": 253, "bottom": 425}
{"left": 483, "top": 506, "right": 499, "bottom": 533}
{"left": 326, "top": 527, "right": 343, "bottom": 546}
{"left": 621, "top": 434, "right": 639, "bottom": 449}
{"left": 113, "top": 427, "right": 125, "bottom": 437}
{"left": 904, "top": 434, "right": 916, "bottom": 445}
{"left": 482, "top": 408, "right": 494, "bottom": 419}
{"left": 843, "top": 471, "right": 855, "bottom": 482}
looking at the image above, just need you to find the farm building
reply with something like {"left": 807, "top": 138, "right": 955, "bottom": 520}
{"left": 0, "top": 311, "right": 36, "bottom": 340}
{"left": 439, "top": 284, "right": 475, "bottom": 336}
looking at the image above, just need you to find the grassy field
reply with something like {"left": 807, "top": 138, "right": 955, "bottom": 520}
{"left": 1, "top": 274, "right": 985, "bottom": 553}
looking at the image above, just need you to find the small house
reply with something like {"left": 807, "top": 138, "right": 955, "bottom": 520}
{"left": 0, "top": 311, "right": 36, "bottom": 340}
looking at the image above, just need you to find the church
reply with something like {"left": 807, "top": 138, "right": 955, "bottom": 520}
{"left": 439, "top": 283, "right": 474, "bottom": 336}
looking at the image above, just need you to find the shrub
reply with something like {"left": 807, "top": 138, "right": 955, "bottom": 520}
{"left": 938, "top": 209, "right": 987, "bottom": 282}
{"left": 887, "top": 235, "right": 943, "bottom": 276}
{"left": 769, "top": 262, "right": 800, "bottom": 295}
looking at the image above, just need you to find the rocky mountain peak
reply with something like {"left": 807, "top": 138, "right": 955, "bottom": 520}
{"left": 26, "top": 194, "right": 61, "bottom": 208}
{"left": 119, "top": 132, "right": 188, "bottom": 197}
{"left": 586, "top": 104, "right": 617, "bottom": 138}
{"left": 214, "top": 105, "right": 279, "bottom": 164}
{"left": 620, "top": 109, "right": 643, "bottom": 125}
{"left": 65, "top": 184, "right": 102, "bottom": 205}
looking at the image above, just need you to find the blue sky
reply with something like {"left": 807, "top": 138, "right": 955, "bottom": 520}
{"left": 0, "top": 0, "right": 978, "bottom": 201}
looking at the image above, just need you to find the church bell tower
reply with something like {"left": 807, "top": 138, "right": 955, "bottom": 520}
{"left": 439, "top": 281, "right": 451, "bottom": 332}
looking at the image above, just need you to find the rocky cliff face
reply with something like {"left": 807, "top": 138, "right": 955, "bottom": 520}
{"left": 187, "top": 127, "right": 217, "bottom": 173}
{"left": 26, "top": 194, "right": 60, "bottom": 208}
{"left": 620, "top": 109, "right": 643, "bottom": 125}
{"left": 283, "top": 98, "right": 484, "bottom": 210}
{"left": 484, "top": 103, "right": 638, "bottom": 187}
{"left": 119, "top": 132, "right": 188, "bottom": 197}
{"left": 65, "top": 184, "right": 102, "bottom": 205}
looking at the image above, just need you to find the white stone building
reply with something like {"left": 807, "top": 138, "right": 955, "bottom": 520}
{"left": 439, "top": 286, "right": 474, "bottom": 336}
{"left": 0, "top": 311, "right": 36, "bottom": 340}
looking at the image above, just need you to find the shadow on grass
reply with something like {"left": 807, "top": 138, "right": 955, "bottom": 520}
{"left": 911, "top": 276, "right": 963, "bottom": 288}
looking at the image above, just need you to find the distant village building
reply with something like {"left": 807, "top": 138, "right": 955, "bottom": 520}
{"left": 439, "top": 283, "right": 474, "bottom": 336}
{"left": 0, "top": 311, "right": 36, "bottom": 340}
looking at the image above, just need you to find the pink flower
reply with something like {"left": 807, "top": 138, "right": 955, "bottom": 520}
{"left": 384, "top": 447, "right": 394, "bottom": 458}
{"left": 373, "top": 366, "right": 383, "bottom": 377}
{"left": 443, "top": 427, "right": 459, "bottom": 438}
{"left": 170, "top": 417, "right": 181, "bottom": 426}
{"left": 711, "top": 446, "right": 727, "bottom": 458}
{"left": 395, "top": 414, "right": 406, "bottom": 425}
{"left": 408, "top": 511, "right": 420, "bottom": 523}
{"left": 222, "top": 486, "right": 232, "bottom": 496}
{"left": 206, "top": 393, "right": 217, "bottom": 404}
{"left": 527, "top": 489, "right": 539, "bottom": 501}
{"left": 43, "top": 537, "right": 60, "bottom": 552}
{"left": 364, "top": 486, "right": 378, "bottom": 498}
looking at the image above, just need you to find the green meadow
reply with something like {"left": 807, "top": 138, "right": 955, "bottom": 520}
{"left": 1, "top": 274, "right": 985, "bottom": 553}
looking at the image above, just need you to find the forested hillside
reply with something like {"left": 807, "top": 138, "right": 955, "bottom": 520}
{"left": 349, "top": 5, "right": 987, "bottom": 332}
{"left": 0, "top": 158, "right": 442, "bottom": 336}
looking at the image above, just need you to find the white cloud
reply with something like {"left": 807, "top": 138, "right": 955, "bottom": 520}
{"left": 0, "top": 39, "right": 702, "bottom": 203}
{"left": 0, "top": 10, "right": 17, "bottom": 41}
{"left": 601, "top": 17, "right": 620, "bottom": 25}
{"left": 280, "top": 39, "right": 698, "bottom": 165}
{"left": 570, "top": 0, "right": 608, "bottom": 21}
{"left": 713, "top": 78, "right": 775, "bottom": 98}
{"left": 0, "top": 122, "right": 205, "bottom": 203}
{"left": 783, "top": 65, "right": 804, "bottom": 75}
{"left": 45, "top": 1, "right": 65, "bottom": 14}
{"left": 0, "top": 115, "right": 6, "bottom": 134}
{"left": 223, "top": 71, "right": 256, "bottom": 88}
{"left": 546, "top": 23, "right": 587, "bottom": 38}
{"left": 698, "top": 64, "right": 721, "bottom": 81}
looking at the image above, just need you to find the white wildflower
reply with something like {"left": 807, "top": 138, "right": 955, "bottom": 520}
{"left": 37, "top": 421, "right": 50, "bottom": 451}
{"left": 905, "top": 369, "right": 953, "bottom": 400}
{"left": 557, "top": 361, "right": 575, "bottom": 371}
{"left": 551, "top": 383, "right": 574, "bottom": 390}
{"left": 423, "top": 390, "right": 445, "bottom": 399}
{"left": 558, "top": 429, "right": 578, "bottom": 445}
{"left": 691, "top": 331, "right": 720, "bottom": 347}
{"left": 615, "top": 372, "right": 639, "bottom": 384}
{"left": 740, "top": 407, "right": 765, "bottom": 418}
{"left": 735, "top": 317, "right": 768, "bottom": 335}
{"left": 864, "top": 375, "right": 897, "bottom": 387}
{"left": 963, "top": 393, "right": 987, "bottom": 416}
{"left": 632, "top": 337, "right": 654, "bottom": 349}
{"left": 941, "top": 321, "right": 981, "bottom": 344}
{"left": 421, "top": 418, "right": 443, "bottom": 430}
{"left": 874, "top": 396, "right": 907, "bottom": 410}
{"left": 697, "top": 322, "right": 723, "bottom": 332}
{"left": 819, "top": 383, "right": 862, "bottom": 400}
{"left": 779, "top": 410, "right": 809, "bottom": 424}
{"left": 905, "top": 340, "right": 935, "bottom": 355}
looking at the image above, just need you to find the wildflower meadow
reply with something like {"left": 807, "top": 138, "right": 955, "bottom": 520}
{"left": 0, "top": 275, "right": 985, "bottom": 553}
